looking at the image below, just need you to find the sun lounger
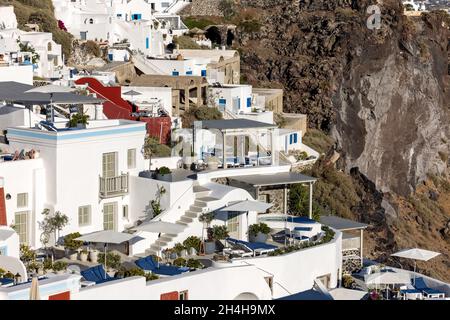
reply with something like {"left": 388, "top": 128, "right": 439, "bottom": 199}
{"left": 0, "top": 278, "right": 14, "bottom": 287}
{"left": 226, "top": 238, "right": 277, "bottom": 256}
{"left": 80, "top": 265, "right": 114, "bottom": 284}
{"left": 414, "top": 277, "right": 446, "bottom": 299}
{"left": 135, "top": 255, "right": 190, "bottom": 276}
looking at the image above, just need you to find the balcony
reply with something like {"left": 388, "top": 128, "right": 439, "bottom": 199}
{"left": 99, "top": 173, "right": 129, "bottom": 199}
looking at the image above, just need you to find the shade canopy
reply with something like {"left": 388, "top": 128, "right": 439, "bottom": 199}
{"left": 29, "top": 276, "right": 40, "bottom": 300}
{"left": 365, "top": 270, "right": 411, "bottom": 285}
{"left": 122, "top": 90, "right": 142, "bottom": 96}
{"left": 0, "top": 82, "right": 103, "bottom": 105}
{"left": 133, "top": 221, "right": 186, "bottom": 234}
{"left": 220, "top": 200, "right": 273, "bottom": 213}
{"left": 391, "top": 248, "right": 441, "bottom": 262}
{"left": 75, "top": 230, "right": 140, "bottom": 244}
{"left": 25, "top": 84, "right": 75, "bottom": 94}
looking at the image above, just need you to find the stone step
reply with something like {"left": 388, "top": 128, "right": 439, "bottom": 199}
{"left": 176, "top": 220, "right": 189, "bottom": 226}
{"left": 156, "top": 239, "right": 169, "bottom": 246}
{"left": 180, "top": 216, "right": 193, "bottom": 223}
{"left": 160, "top": 235, "right": 174, "bottom": 242}
{"left": 193, "top": 185, "right": 210, "bottom": 193}
{"left": 189, "top": 206, "right": 203, "bottom": 213}
{"left": 185, "top": 211, "right": 199, "bottom": 218}
{"left": 194, "top": 201, "right": 208, "bottom": 207}
{"left": 196, "top": 196, "right": 220, "bottom": 202}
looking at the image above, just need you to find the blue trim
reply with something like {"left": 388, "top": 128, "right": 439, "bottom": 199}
{"left": 145, "top": 37, "right": 150, "bottom": 49}
{"left": 8, "top": 126, "right": 145, "bottom": 141}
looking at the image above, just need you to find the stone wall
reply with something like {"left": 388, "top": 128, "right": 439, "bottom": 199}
{"left": 191, "top": 0, "right": 223, "bottom": 16}
{"left": 258, "top": 188, "right": 286, "bottom": 214}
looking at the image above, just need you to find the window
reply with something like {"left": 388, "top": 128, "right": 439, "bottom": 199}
{"left": 15, "top": 211, "right": 29, "bottom": 244}
{"left": 78, "top": 205, "right": 91, "bottom": 227}
{"left": 122, "top": 205, "right": 128, "bottom": 219}
{"left": 17, "top": 193, "right": 28, "bottom": 208}
{"left": 179, "top": 290, "right": 188, "bottom": 300}
{"left": 102, "top": 152, "right": 117, "bottom": 178}
{"left": 227, "top": 212, "right": 239, "bottom": 234}
{"left": 103, "top": 202, "right": 117, "bottom": 231}
{"left": 117, "top": 14, "right": 122, "bottom": 17}
{"left": 89, "top": 18, "right": 94, "bottom": 24}
{"left": 247, "top": 97, "right": 252, "bottom": 108}
{"left": 218, "top": 98, "right": 226, "bottom": 106}
{"left": 172, "top": 70, "right": 179, "bottom": 76}
{"left": 127, "top": 149, "right": 136, "bottom": 169}
{"left": 186, "top": 70, "right": 193, "bottom": 75}
{"left": 146, "top": 37, "right": 150, "bottom": 49}
{"left": 47, "top": 42, "right": 52, "bottom": 51}
{"left": 201, "top": 69, "right": 207, "bottom": 77}
{"left": 132, "top": 14, "right": 142, "bottom": 20}
{"left": 293, "top": 133, "right": 298, "bottom": 144}
{"left": 289, "top": 134, "right": 293, "bottom": 145}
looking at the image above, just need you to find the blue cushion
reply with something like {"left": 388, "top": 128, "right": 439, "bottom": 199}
{"left": 136, "top": 256, "right": 189, "bottom": 276}
{"left": 81, "top": 265, "right": 113, "bottom": 284}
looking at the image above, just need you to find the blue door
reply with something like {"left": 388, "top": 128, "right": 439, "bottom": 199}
{"left": 201, "top": 69, "right": 207, "bottom": 77}
{"left": 108, "top": 53, "right": 113, "bottom": 61}
{"left": 247, "top": 97, "right": 252, "bottom": 108}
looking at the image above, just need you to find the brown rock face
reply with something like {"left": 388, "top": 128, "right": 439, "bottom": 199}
{"left": 237, "top": 0, "right": 450, "bottom": 197}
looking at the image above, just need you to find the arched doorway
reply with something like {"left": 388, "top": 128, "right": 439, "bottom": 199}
{"left": 205, "top": 26, "right": 222, "bottom": 46}
{"left": 234, "top": 292, "right": 259, "bottom": 300}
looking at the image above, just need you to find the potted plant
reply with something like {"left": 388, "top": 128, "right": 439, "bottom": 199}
{"left": 98, "top": 252, "right": 122, "bottom": 276}
{"left": 206, "top": 156, "right": 220, "bottom": 170}
{"left": 156, "top": 166, "right": 172, "bottom": 182}
{"left": 63, "top": 232, "right": 83, "bottom": 260}
{"left": 68, "top": 113, "right": 89, "bottom": 129}
{"left": 183, "top": 236, "right": 201, "bottom": 256}
{"left": 199, "top": 212, "right": 215, "bottom": 254}
{"left": 248, "top": 223, "right": 271, "bottom": 243}
{"left": 89, "top": 248, "right": 99, "bottom": 263}
{"left": 210, "top": 225, "right": 229, "bottom": 252}
{"left": 52, "top": 261, "right": 68, "bottom": 275}
{"left": 173, "top": 243, "right": 187, "bottom": 258}
{"left": 79, "top": 248, "right": 89, "bottom": 262}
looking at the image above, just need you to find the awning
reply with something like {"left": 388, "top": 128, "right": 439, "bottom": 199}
{"left": 229, "top": 172, "right": 317, "bottom": 187}
{"left": 319, "top": 215, "right": 369, "bottom": 231}
{"left": 75, "top": 230, "right": 141, "bottom": 244}
{"left": 219, "top": 200, "right": 272, "bottom": 213}
{"left": 391, "top": 248, "right": 441, "bottom": 262}
{"left": 0, "top": 81, "right": 104, "bottom": 105}
{"left": 197, "top": 119, "right": 277, "bottom": 131}
{"left": 132, "top": 221, "right": 186, "bottom": 234}
{"left": 365, "top": 270, "right": 411, "bottom": 285}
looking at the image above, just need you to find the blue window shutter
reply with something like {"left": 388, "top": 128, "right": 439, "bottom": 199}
{"left": 108, "top": 54, "right": 113, "bottom": 61}
{"left": 294, "top": 133, "right": 298, "bottom": 143}
{"left": 290, "top": 134, "right": 293, "bottom": 145}
{"left": 146, "top": 37, "right": 149, "bottom": 49}
{"left": 201, "top": 69, "right": 207, "bottom": 77}
{"left": 247, "top": 97, "right": 251, "bottom": 108}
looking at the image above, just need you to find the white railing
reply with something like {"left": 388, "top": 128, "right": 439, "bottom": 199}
{"left": 99, "top": 173, "right": 129, "bottom": 198}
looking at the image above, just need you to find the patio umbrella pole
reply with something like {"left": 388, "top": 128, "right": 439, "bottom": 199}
{"left": 104, "top": 243, "right": 107, "bottom": 278}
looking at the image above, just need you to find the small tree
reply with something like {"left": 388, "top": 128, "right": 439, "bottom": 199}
{"left": 210, "top": 225, "right": 229, "bottom": 242}
{"left": 198, "top": 212, "right": 214, "bottom": 254}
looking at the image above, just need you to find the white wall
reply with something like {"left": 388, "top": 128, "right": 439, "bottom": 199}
{"left": 0, "top": 227, "right": 20, "bottom": 258}
{"left": 0, "top": 65, "right": 33, "bottom": 85}
{"left": 121, "top": 86, "right": 173, "bottom": 117}
{"left": 0, "top": 6, "right": 18, "bottom": 29}
{"left": 72, "top": 265, "right": 273, "bottom": 300}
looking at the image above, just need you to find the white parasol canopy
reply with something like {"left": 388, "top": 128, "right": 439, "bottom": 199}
{"left": 391, "top": 248, "right": 441, "bottom": 261}
{"left": 220, "top": 200, "right": 273, "bottom": 213}
{"left": 132, "top": 221, "right": 186, "bottom": 234}
{"left": 365, "top": 270, "right": 411, "bottom": 285}
{"left": 25, "top": 84, "right": 75, "bottom": 94}
{"left": 75, "top": 230, "right": 140, "bottom": 244}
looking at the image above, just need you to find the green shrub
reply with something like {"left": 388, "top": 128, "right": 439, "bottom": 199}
{"left": 157, "top": 166, "right": 172, "bottom": 175}
{"left": 248, "top": 223, "right": 271, "bottom": 236}
{"left": 186, "top": 259, "right": 204, "bottom": 269}
{"left": 52, "top": 261, "right": 67, "bottom": 271}
{"left": 98, "top": 252, "right": 122, "bottom": 270}
{"left": 63, "top": 232, "right": 83, "bottom": 250}
{"left": 210, "top": 225, "right": 229, "bottom": 241}
{"left": 43, "top": 258, "right": 53, "bottom": 270}
{"left": 19, "top": 244, "right": 36, "bottom": 264}
{"left": 68, "top": 113, "right": 89, "bottom": 128}
{"left": 342, "top": 275, "right": 355, "bottom": 288}
{"left": 173, "top": 243, "right": 186, "bottom": 255}
{"left": 173, "top": 257, "right": 187, "bottom": 267}
{"left": 183, "top": 236, "right": 202, "bottom": 252}
{"left": 173, "top": 35, "right": 200, "bottom": 49}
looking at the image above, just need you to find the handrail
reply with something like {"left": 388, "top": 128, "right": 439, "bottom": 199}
{"left": 150, "top": 180, "right": 194, "bottom": 222}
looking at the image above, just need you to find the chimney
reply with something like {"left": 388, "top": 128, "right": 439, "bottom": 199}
{"left": 0, "top": 178, "right": 7, "bottom": 226}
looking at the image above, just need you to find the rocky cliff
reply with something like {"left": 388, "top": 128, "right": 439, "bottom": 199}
{"left": 237, "top": 0, "right": 450, "bottom": 197}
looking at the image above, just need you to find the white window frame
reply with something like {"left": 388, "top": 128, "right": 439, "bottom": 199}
{"left": 127, "top": 148, "right": 136, "bottom": 169}
{"left": 78, "top": 205, "right": 91, "bottom": 227}
{"left": 17, "top": 193, "right": 28, "bottom": 208}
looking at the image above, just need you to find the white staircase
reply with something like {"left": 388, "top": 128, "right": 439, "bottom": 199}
{"left": 146, "top": 183, "right": 218, "bottom": 255}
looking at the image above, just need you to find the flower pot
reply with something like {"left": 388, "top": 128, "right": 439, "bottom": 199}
{"left": 250, "top": 232, "right": 269, "bottom": 243}
{"left": 188, "top": 247, "right": 197, "bottom": 256}
{"left": 180, "top": 249, "right": 188, "bottom": 258}
{"left": 156, "top": 173, "right": 172, "bottom": 182}
{"left": 79, "top": 252, "right": 88, "bottom": 262}
{"left": 169, "top": 252, "right": 177, "bottom": 260}
{"left": 68, "top": 252, "right": 78, "bottom": 261}
{"left": 107, "top": 270, "right": 116, "bottom": 278}
{"left": 204, "top": 241, "right": 216, "bottom": 254}
{"left": 89, "top": 250, "right": 99, "bottom": 263}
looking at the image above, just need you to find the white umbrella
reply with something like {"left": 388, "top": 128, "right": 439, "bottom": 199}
{"left": 391, "top": 248, "right": 441, "bottom": 285}
{"left": 123, "top": 89, "right": 142, "bottom": 105}
{"left": 25, "top": 85, "right": 75, "bottom": 122}
{"left": 75, "top": 230, "right": 144, "bottom": 277}
{"left": 220, "top": 200, "right": 273, "bottom": 213}
{"left": 29, "top": 276, "right": 40, "bottom": 300}
{"left": 132, "top": 221, "right": 186, "bottom": 234}
{"left": 365, "top": 270, "right": 411, "bottom": 285}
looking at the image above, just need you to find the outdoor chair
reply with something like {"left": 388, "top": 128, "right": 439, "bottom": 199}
{"left": 414, "top": 277, "right": 446, "bottom": 299}
{"left": 135, "top": 255, "right": 189, "bottom": 276}
{"left": 80, "top": 264, "right": 114, "bottom": 284}
{"left": 225, "top": 238, "right": 277, "bottom": 257}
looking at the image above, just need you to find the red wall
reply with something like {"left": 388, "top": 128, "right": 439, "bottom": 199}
{"left": 49, "top": 291, "right": 71, "bottom": 300}
{"left": 160, "top": 291, "right": 179, "bottom": 300}
{"left": 0, "top": 187, "right": 6, "bottom": 226}
{"left": 74, "top": 77, "right": 172, "bottom": 144}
